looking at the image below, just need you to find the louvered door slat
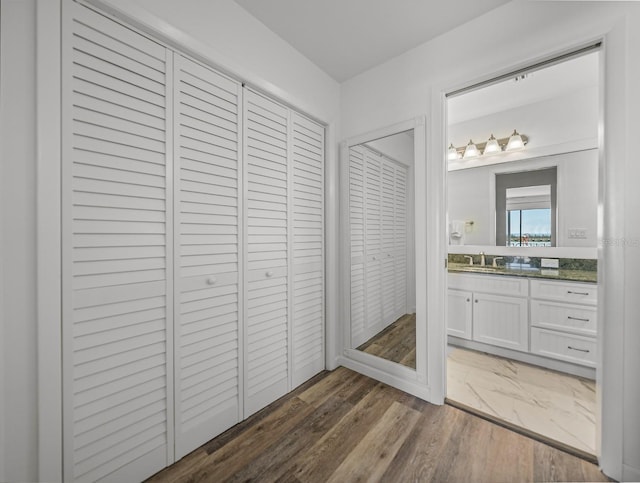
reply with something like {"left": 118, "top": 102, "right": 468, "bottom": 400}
{"left": 63, "top": 4, "right": 170, "bottom": 482}
{"left": 174, "top": 55, "right": 241, "bottom": 460}
{"left": 291, "top": 112, "right": 324, "bottom": 387}
{"left": 244, "top": 89, "right": 289, "bottom": 416}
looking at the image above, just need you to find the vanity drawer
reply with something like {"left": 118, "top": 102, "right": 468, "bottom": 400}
{"left": 448, "top": 273, "right": 528, "bottom": 297}
{"left": 530, "top": 328, "right": 596, "bottom": 367}
{"left": 530, "top": 300, "right": 597, "bottom": 336}
{"left": 530, "top": 279, "right": 597, "bottom": 305}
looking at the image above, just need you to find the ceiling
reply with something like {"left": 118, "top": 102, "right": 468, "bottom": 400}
{"left": 234, "top": 0, "right": 511, "bottom": 82}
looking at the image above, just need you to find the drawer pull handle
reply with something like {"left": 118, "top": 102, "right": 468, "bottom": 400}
{"left": 568, "top": 346, "right": 590, "bottom": 353}
{"left": 466, "top": 298, "right": 470, "bottom": 302}
{"left": 206, "top": 277, "right": 217, "bottom": 285}
{"left": 567, "top": 316, "right": 590, "bottom": 322}
{"left": 567, "top": 290, "right": 589, "bottom": 296}
{"left": 266, "top": 271, "right": 274, "bottom": 278}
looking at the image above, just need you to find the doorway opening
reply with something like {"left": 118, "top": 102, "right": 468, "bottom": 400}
{"left": 444, "top": 46, "right": 601, "bottom": 459}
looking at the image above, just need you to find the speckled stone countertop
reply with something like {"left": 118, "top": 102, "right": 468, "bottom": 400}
{"left": 447, "top": 262, "right": 597, "bottom": 283}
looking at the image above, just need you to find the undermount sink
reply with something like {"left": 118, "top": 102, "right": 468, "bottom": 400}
{"left": 456, "top": 265, "right": 499, "bottom": 273}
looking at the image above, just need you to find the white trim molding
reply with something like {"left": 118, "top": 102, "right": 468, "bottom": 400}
{"left": 36, "top": 0, "right": 63, "bottom": 480}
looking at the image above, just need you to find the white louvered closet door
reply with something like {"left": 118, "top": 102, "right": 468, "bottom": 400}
{"left": 380, "top": 159, "right": 396, "bottom": 326}
{"left": 173, "top": 55, "right": 242, "bottom": 459}
{"left": 364, "top": 150, "right": 382, "bottom": 338}
{"left": 62, "top": 3, "right": 172, "bottom": 481}
{"left": 394, "top": 165, "right": 409, "bottom": 318}
{"left": 243, "top": 89, "right": 290, "bottom": 416}
{"left": 290, "top": 113, "right": 325, "bottom": 387}
{"left": 349, "top": 146, "right": 366, "bottom": 347}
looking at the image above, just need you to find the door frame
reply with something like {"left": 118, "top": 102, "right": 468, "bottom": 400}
{"left": 429, "top": 26, "right": 627, "bottom": 480}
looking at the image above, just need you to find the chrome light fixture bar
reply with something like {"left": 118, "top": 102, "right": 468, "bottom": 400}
{"left": 449, "top": 130, "right": 529, "bottom": 160}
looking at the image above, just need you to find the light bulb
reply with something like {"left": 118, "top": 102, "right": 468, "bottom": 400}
{"left": 506, "top": 129, "right": 524, "bottom": 151}
{"left": 448, "top": 143, "right": 460, "bottom": 161}
{"left": 463, "top": 139, "right": 479, "bottom": 159}
{"left": 483, "top": 134, "right": 501, "bottom": 155}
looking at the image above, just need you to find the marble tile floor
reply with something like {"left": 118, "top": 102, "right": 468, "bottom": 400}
{"left": 446, "top": 346, "right": 596, "bottom": 456}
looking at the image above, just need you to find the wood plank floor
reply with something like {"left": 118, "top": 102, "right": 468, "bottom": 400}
{"left": 147, "top": 367, "right": 609, "bottom": 483}
{"left": 357, "top": 313, "right": 416, "bottom": 368}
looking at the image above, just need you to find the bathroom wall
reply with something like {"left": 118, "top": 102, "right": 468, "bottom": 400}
{"left": 341, "top": 2, "right": 640, "bottom": 479}
{"left": 448, "top": 149, "right": 598, "bottom": 248}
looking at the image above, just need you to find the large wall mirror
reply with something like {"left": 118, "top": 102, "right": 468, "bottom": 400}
{"left": 348, "top": 130, "right": 416, "bottom": 367}
{"left": 446, "top": 51, "right": 599, "bottom": 257}
{"left": 340, "top": 118, "right": 426, "bottom": 392}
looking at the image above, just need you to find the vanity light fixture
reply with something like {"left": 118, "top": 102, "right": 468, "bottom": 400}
{"left": 505, "top": 129, "right": 525, "bottom": 151}
{"left": 483, "top": 134, "right": 501, "bottom": 155}
{"left": 448, "top": 130, "right": 529, "bottom": 160}
{"left": 462, "top": 139, "right": 479, "bottom": 159}
{"left": 448, "top": 143, "right": 461, "bottom": 160}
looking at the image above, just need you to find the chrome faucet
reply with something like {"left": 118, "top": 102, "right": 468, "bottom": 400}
{"left": 464, "top": 255, "right": 474, "bottom": 266}
{"left": 492, "top": 256, "right": 503, "bottom": 268}
{"left": 479, "top": 252, "right": 486, "bottom": 267}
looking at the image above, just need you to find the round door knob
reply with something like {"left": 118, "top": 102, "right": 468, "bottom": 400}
{"left": 206, "top": 276, "right": 217, "bottom": 285}
{"left": 266, "top": 271, "right": 274, "bottom": 278}
{"left": 466, "top": 298, "right": 470, "bottom": 302}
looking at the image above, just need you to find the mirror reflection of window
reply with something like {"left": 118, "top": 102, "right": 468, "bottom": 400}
{"left": 495, "top": 167, "right": 557, "bottom": 247}
{"left": 506, "top": 185, "right": 552, "bottom": 247}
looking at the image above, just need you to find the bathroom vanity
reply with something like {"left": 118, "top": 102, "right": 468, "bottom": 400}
{"left": 447, "top": 265, "right": 597, "bottom": 378}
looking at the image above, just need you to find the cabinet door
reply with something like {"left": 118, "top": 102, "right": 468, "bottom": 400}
{"left": 447, "top": 290, "right": 472, "bottom": 340}
{"left": 243, "top": 89, "right": 290, "bottom": 416}
{"left": 473, "top": 293, "right": 528, "bottom": 351}
{"left": 290, "top": 112, "right": 325, "bottom": 387}
{"left": 63, "top": 3, "right": 171, "bottom": 480}
{"left": 173, "top": 55, "right": 241, "bottom": 459}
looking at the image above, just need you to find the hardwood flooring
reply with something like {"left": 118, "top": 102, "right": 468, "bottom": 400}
{"left": 356, "top": 313, "right": 416, "bottom": 368}
{"left": 147, "top": 367, "right": 609, "bottom": 483}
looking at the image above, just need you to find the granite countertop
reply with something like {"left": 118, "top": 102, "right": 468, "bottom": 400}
{"left": 447, "top": 262, "right": 597, "bottom": 283}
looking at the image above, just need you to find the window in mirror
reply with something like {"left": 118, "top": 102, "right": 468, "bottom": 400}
{"left": 496, "top": 168, "right": 556, "bottom": 246}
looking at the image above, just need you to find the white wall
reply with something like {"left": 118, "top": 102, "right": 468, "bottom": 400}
{"left": 341, "top": 2, "right": 640, "bottom": 480}
{"left": 2, "top": 0, "right": 340, "bottom": 481}
{"left": 448, "top": 149, "right": 598, "bottom": 248}
{"left": 365, "top": 131, "right": 414, "bottom": 166}
{"left": 449, "top": 86, "right": 598, "bottom": 157}
{"left": 0, "top": 1, "right": 38, "bottom": 482}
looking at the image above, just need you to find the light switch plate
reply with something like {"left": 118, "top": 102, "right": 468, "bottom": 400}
{"left": 541, "top": 258, "right": 559, "bottom": 268}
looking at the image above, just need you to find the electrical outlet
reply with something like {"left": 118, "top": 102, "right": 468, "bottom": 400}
{"left": 568, "top": 228, "right": 587, "bottom": 239}
{"left": 541, "top": 258, "right": 559, "bottom": 268}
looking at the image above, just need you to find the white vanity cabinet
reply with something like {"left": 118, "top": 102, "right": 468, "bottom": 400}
{"left": 447, "top": 273, "right": 529, "bottom": 352}
{"left": 530, "top": 279, "right": 597, "bottom": 367}
{"left": 447, "top": 272, "right": 598, "bottom": 373}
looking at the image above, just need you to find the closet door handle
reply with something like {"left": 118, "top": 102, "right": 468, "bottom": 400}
{"left": 265, "top": 271, "right": 274, "bottom": 278}
{"left": 567, "top": 316, "right": 589, "bottom": 322}
{"left": 206, "top": 276, "right": 217, "bottom": 285}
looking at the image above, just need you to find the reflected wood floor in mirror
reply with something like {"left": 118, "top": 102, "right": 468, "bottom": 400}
{"left": 356, "top": 313, "right": 416, "bottom": 368}
{"left": 147, "top": 367, "right": 608, "bottom": 483}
